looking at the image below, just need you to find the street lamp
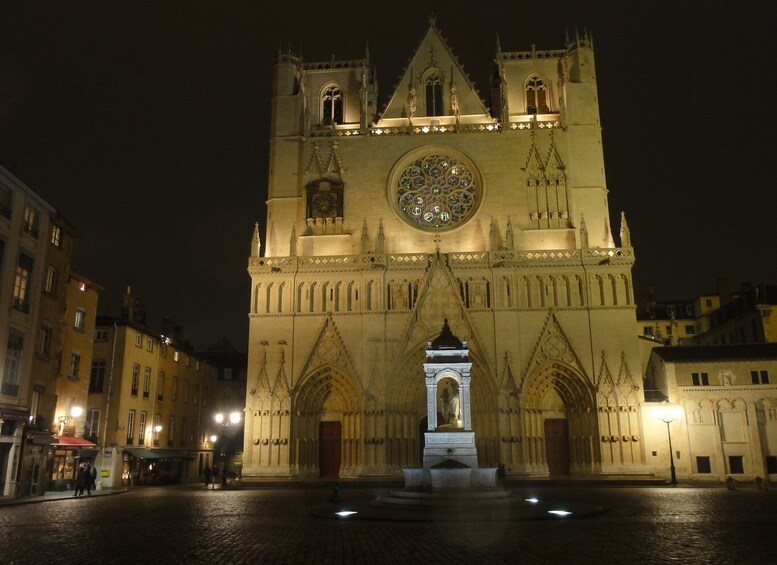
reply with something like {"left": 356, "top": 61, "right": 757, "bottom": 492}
{"left": 214, "top": 411, "right": 242, "bottom": 487}
{"left": 655, "top": 402, "right": 682, "bottom": 485}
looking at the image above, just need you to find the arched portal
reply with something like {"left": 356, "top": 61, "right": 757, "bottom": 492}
{"left": 292, "top": 366, "right": 362, "bottom": 478}
{"left": 521, "top": 361, "right": 598, "bottom": 475}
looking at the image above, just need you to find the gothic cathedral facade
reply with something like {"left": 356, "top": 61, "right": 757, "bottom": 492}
{"left": 244, "top": 21, "right": 645, "bottom": 479}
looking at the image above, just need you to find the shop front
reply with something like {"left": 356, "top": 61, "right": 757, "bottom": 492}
{"left": 123, "top": 448, "right": 188, "bottom": 485}
{"left": 50, "top": 436, "right": 98, "bottom": 491}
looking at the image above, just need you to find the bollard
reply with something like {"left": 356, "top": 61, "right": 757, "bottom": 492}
{"left": 726, "top": 476, "right": 736, "bottom": 490}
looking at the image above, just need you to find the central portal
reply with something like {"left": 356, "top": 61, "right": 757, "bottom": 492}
{"left": 318, "top": 421, "right": 341, "bottom": 477}
{"left": 544, "top": 418, "right": 570, "bottom": 476}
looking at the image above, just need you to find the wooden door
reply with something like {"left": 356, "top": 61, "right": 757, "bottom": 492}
{"left": 544, "top": 419, "right": 570, "bottom": 476}
{"left": 318, "top": 421, "right": 342, "bottom": 478}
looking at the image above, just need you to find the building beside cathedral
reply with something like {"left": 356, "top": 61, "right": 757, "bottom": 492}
{"left": 244, "top": 20, "right": 651, "bottom": 480}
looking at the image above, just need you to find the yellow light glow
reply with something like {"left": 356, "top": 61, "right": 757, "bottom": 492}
{"left": 655, "top": 402, "right": 682, "bottom": 423}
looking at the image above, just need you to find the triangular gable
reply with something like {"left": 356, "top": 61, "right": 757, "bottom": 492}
{"left": 297, "top": 315, "right": 359, "bottom": 386}
{"left": 249, "top": 343, "right": 273, "bottom": 398}
{"left": 304, "top": 140, "right": 345, "bottom": 181}
{"left": 523, "top": 311, "right": 588, "bottom": 381}
{"left": 394, "top": 252, "right": 491, "bottom": 375}
{"left": 380, "top": 20, "right": 489, "bottom": 120}
{"left": 271, "top": 345, "right": 291, "bottom": 401}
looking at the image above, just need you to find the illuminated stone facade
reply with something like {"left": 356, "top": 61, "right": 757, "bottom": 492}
{"left": 245, "top": 22, "right": 647, "bottom": 479}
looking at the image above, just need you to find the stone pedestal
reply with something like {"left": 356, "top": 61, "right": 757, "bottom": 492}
{"left": 423, "top": 430, "right": 478, "bottom": 469}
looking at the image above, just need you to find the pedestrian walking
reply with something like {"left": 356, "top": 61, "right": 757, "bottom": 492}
{"left": 83, "top": 463, "right": 92, "bottom": 496}
{"left": 204, "top": 466, "right": 212, "bottom": 489}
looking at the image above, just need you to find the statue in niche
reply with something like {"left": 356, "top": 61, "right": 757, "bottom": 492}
{"left": 439, "top": 382, "right": 461, "bottom": 428}
{"left": 450, "top": 85, "right": 460, "bottom": 117}
{"left": 407, "top": 87, "right": 417, "bottom": 120}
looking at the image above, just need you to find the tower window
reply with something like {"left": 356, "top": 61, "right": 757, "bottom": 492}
{"left": 525, "top": 75, "right": 549, "bottom": 114}
{"left": 425, "top": 72, "right": 443, "bottom": 116}
{"left": 322, "top": 85, "right": 343, "bottom": 126}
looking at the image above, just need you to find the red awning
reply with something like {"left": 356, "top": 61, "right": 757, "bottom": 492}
{"left": 52, "top": 436, "right": 97, "bottom": 447}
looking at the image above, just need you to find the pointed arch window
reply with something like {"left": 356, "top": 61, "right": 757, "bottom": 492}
{"left": 321, "top": 85, "right": 343, "bottom": 126}
{"left": 525, "top": 75, "right": 550, "bottom": 114}
{"left": 425, "top": 72, "right": 443, "bottom": 116}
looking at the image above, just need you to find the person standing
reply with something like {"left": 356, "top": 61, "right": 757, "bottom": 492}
{"left": 204, "top": 466, "right": 212, "bottom": 489}
{"left": 83, "top": 463, "right": 92, "bottom": 496}
{"left": 90, "top": 465, "right": 98, "bottom": 492}
{"left": 74, "top": 464, "right": 87, "bottom": 498}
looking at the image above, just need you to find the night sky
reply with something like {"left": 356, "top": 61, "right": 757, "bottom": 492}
{"left": 1, "top": 1, "right": 774, "bottom": 350}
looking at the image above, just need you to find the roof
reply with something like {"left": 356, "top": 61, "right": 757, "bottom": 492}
{"left": 651, "top": 343, "right": 777, "bottom": 363}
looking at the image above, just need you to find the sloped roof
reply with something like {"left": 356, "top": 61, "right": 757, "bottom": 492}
{"left": 652, "top": 343, "right": 777, "bottom": 363}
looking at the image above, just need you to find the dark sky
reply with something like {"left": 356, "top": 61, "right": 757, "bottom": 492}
{"left": 1, "top": 1, "right": 774, "bottom": 350}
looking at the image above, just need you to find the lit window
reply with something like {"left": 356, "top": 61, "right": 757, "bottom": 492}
{"left": 127, "top": 410, "right": 136, "bottom": 444}
{"left": 174, "top": 351, "right": 179, "bottom": 362}
{"left": 525, "top": 75, "right": 549, "bottom": 114}
{"left": 45, "top": 266, "right": 58, "bottom": 295}
{"left": 139, "top": 411, "right": 147, "bottom": 445}
{"left": 424, "top": 72, "right": 443, "bottom": 116}
{"left": 74, "top": 308, "right": 86, "bottom": 330}
{"left": 12, "top": 253, "right": 34, "bottom": 313}
{"left": 22, "top": 205, "right": 40, "bottom": 237}
{"left": 50, "top": 225, "right": 62, "bottom": 247}
{"left": 85, "top": 409, "right": 100, "bottom": 440}
{"left": 321, "top": 85, "right": 343, "bottom": 125}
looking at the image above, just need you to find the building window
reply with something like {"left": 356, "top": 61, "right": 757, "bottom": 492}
{"left": 12, "top": 253, "right": 34, "bottom": 313}
{"left": 74, "top": 308, "right": 86, "bottom": 330}
{"left": 171, "top": 377, "right": 177, "bottom": 401}
{"left": 685, "top": 324, "right": 696, "bottom": 335}
{"left": 138, "top": 411, "right": 147, "bottom": 445}
{"left": 174, "top": 351, "right": 179, "bottom": 362}
{"left": 22, "top": 205, "right": 40, "bottom": 237}
{"left": 525, "top": 75, "right": 549, "bottom": 114}
{"left": 728, "top": 455, "right": 744, "bottom": 474}
{"left": 696, "top": 456, "right": 712, "bottom": 474}
{"left": 146, "top": 337, "right": 153, "bottom": 352}
{"left": 153, "top": 414, "right": 161, "bottom": 446}
{"left": 143, "top": 366, "right": 151, "bottom": 398}
{"left": 321, "top": 85, "right": 343, "bottom": 126}
{"left": 135, "top": 333, "right": 142, "bottom": 347}
{"left": 95, "top": 329, "right": 108, "bottom": 342}
{"left": 643, "top": 326, "right": 654, "bottom": 336}
{"left": 691, "top": 372, "right": 710, "bottom": 386}
{"left": 168, "top": 416, "right": 175, "bottom": 447}
{"left": 45, "top": 266, "right": 58, "bottom": 295}
{"left": 89, "top": 359, "right": 106, "bottom": 393}
{"left": 50, "top": 225, "right": 62, "bottom": 247}
{"left": 183, "top": 380, "right": 189, "bottom": 402}
{"left": 1, "top": 330, "right": 24, "bottom": 396}
{"left": 127, "top": 410, "right": 136, "bottom": 444}
{"left": 160, "top": 343, "right": 167, "bottom": 357}
{"left": 131, "top": 363, "right": 140, "bottom": 395}
{"left": 39, "top": 324, "right": 53, "bottom": 356}
{"left": 157, "top": 372, "right": 164, "bottom": 401}
{"left": 85, "top": 409, "right": 100, "bottom": 440}
{"left": 69, "top": 353, "right": 81, "bottom": 379}
{"left": 195, "top": 360, "right": 200, "bottom": 371}
{"left": 766, "top": 456, "right": 777, "bottom": 475}
{"left": 751, "top": 370, "right": 770, "bottom": 385}
{"left": 0, "top": 185, "right": 12, "bottom": 219}
{"left": 424, "top": 72, "right": 443, "bottom": 116}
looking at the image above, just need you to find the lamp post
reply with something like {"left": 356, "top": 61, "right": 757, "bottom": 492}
{"left": 655, "top": 402, "right": 682, "bottom": 485}
{"left": 214, "top": 411, "right": 242, "bottom": 487}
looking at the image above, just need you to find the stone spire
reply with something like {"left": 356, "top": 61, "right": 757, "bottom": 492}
{"left": 251, "top": 222, "right": 262, "bottom": 258}
{"left": 289, "top": 226, "right": 297, "bottom": 257}
{"left": 619, "top": 211, "right": 631, "bottom": 247}
{"left": 506, "top": 216, "right": 514, "bottom": 250}
{"left": 376, "top": 220, "right": 386, "bottom": 254}
{"left": 579, "top": 214, "right": 589, "bottom": 249}
{"left": 361, "top": 220, "right": 370, "bottom": 253}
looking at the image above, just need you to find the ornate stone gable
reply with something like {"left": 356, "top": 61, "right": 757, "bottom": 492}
{"left": 523, "top": 311, "right": 588, "bottom": 386}
{"left": 380, "top": 20, "right": 490, "bottom": 120}
{"left": 249, "top": 341, "right": 272, "bottom": 402}
{"left": 499, "top": 351, "right": 520, "bottom": 400}
{"left": 296, "top": 315, "right": 359, "bottom": 389}
{"left": 596, "top": 350, "right": 640, "bottom": 406}
{"left": 390, "top": 253, "right": 493, "bottom": 382}
{"left": 304, "top": 140, "right": 345, "bottom": 181}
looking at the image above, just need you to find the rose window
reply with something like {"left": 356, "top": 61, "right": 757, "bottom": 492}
{"left": 395, "top": 154, "right": 477, "bottom": 230}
